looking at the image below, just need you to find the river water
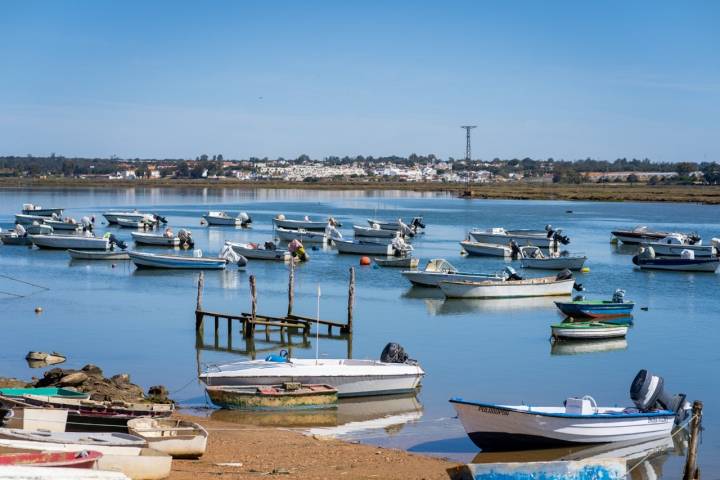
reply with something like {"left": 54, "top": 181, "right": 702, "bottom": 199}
{"left": 1, "top": 187, "right": 718, "bottom": 477}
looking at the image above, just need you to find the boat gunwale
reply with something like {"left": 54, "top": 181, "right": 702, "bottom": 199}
{"left": 448, "top": 399, "right": 674, "bottom": 419}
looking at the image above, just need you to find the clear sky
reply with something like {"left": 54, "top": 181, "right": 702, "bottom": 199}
{"left": 1, "top": 1, "right": 718, "bottom": 162}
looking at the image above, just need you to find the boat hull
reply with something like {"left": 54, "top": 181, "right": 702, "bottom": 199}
{"left": 633, "top": 256, "right": 719, "bottom": 272}
{"left": 0, "top": 234, "right": 31, "bottom": 246}
{"left": 15, "top": 214, "right": 47, "bottom": 225}
{"left": 205, "top": 385, "right": 338, "bottom": 410}
{"left": 68, "top": 249, "right": 130, "bottom": 260}
{"left": 227, "top": 242, "right": 290, "bottom": 260}
{"left": 273, "top": 219, "right": 332, "bottom": 230}
{"left": 275, "top": 228, "right": 328, "bottom": 244}
{"left": 21, "top": 208, "right": 63, "bottom": 217}
{"left": 104, "top": 212, "right": 151, "bottom": 224}
{"left": 521, "top": 256, "right": 587, "bottom": 270}
{"left": 131, "top": 232, "right": 180, "bottom": 246}
{"left": 374, "top": 257, "right": 419, "bottom": 268}
{"left": 29, "top": 235, "right": 109, "bottom": 250}
{"left": 43, "top": 221, "right": 80, "bottom": 231}
{"left": 353, "top": 226, "right": 398, "bottom": 238}
{"left": 401, "top": 271, "right": 499, "bottom": 287}
{"left": 450, "top": 400, "right": 675, "bottom": 451}
{"left": 551, "top": 324, "right": 629, "bottom": 339}
{"left": 611, "top": 230, "right": 668, "bottom": 244}
{"left": 440, "top": 277, "right": 575, "bottom": 299}
{"left": 554, "top": 302, "right": 635, "bottom": 318}
{"left": 644, "top": 243, "right": 715, "bottom": 257}
{"left": 0, "top": 450, "right": 101, "bottom": 469}
{"left": 470, "top": 231, "right": 557, "bottom": 248}
{"left": 127, "top": 419, "right": 207, "bottom": 459}
{"left": 460, "top": 241, "right": 511, "bottom": 257}
{"left": 129, "top": 252, "right": 226, "bottom": 269}
{"left": 203, "top": 215, "right": 241, "bottom": 226}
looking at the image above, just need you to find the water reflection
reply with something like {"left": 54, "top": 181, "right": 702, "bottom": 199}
{"left": 434, "top": 297, "right": 561, "bottom": 316}
{"left": 550, "top": 338, "right": 628, "bottom": 355}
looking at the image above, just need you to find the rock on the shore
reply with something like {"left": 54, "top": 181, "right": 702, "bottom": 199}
{"left": 0, "top": 377, "right": 30, "bottom": 389}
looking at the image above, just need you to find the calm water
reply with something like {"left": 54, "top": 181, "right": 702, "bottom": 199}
{"left": 1, "top": 187, "right": 718, "bottom": 477}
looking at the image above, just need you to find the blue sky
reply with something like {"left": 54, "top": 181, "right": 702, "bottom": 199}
{"left": 0, "top": 1, "right": 718, "bottom": 161}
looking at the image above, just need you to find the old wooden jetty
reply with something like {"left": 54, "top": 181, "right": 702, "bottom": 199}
{"left": 194, "top": 265, "right": 355, "bottom": 340}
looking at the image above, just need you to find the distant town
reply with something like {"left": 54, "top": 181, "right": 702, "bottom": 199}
{"left": 1, "top": 154, "right": 718, "bottom": 185}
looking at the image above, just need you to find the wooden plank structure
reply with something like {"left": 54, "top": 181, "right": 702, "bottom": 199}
{"left": 194, "top": 267, "right": 355, "bottom": 340}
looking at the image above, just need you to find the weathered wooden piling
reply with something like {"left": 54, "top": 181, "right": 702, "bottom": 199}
{"left": 683, "top": 400, "right": 703, "bottom": 480}
{"left": 247, "top": 275, "right": 257, "bottom": 338}
{"left": 345, "top": 266, "right": 355, "bottom": 334}
{"left": 195, "top": 272, "right": 204, "bottom": 330}
{"left": 287, "top": 260, "right": 295, "bottom": 317}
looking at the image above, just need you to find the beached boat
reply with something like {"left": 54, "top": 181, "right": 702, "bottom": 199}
{"left": 632, "top": 253, "right": 720, "bottom": 272}
{"left": 0, "top": 388, "right": 88, "bottom": 400}
{"left": 0, "top": 429, "right": 145, "bottom": 456}
{"left": 127, "top": 418, "right": 207, "bottom": 459}
{"left": 334, "top": 238, "right": 412, "bottom": 256}
{"left": 551, "top": 322, "right": 629, "bottom": 340}
{"left": 0, "top": 466, "right": 129, "bottom": 480}
{"left": 611, "top": 226, "right": 689, "bottom": 245}
{"left": 128, "top": 251, "right": 229, "bottom": 270}
{"left": 29, "top": 234, "right": 109, "bottom": 251}
{"left": 451, "top": 375, "right": 687, "bottom": 451}
{"left": 460, "top": 240, "right": 512, "bottom": 257}
{"left": 68, "top": 249, "right": 131, "bottom": 260}
{"left": 469, "top": 226, "right": 569, "bottom": 248}
{"left": 130, "top": 231, "right": 185, "bottom": 247}
{"left": 439, "top": 270, "right": 576, "bottom": 299}
{"left": 200, "top": 345, "right": 424, "bottom": 398}
{"left": 21, "top": 204, "right": 64, "bottom": 217}
{"left": 96, "top": 448, "right": 171, "bottom": 480}
{"left": 275, "top": 227, "right": 336, "bottom": 244}
{"left": 0, "top": 450, "right": 102, "bottom": 469}
{"left": 519, "top": 246, "right": 587, "bottom": 270}
{"left": 374, "top": 257, "right": 419, "bottom": 268}
{"left": 205, "top": 384, "right": 338, "bottom": 410}
{"left": 554, "top": 290, "right": 634, "bottom": 318}
{"left": 202, "top": 211, "right": 251, "bottom": 226}
{"left": 226, "top": 241, "right": 291, "bottom": 261}
{"left": 401, "top": 259, "right": 501, "bottom": 287}
{"left": 642, "top": 234, "right": 716, "bottom": 257}
{"left": 273, "top": 215, "right": 341, "bottom": 230}
{"left": 103, "top": 211, "right": 160, "bottom": 225}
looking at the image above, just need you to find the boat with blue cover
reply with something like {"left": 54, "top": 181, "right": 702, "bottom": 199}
{"left": 0, "top": 388, "right": 89, "bottom": 400}
{"left": 554, "top": 290, "right": 634, "bottom": 319}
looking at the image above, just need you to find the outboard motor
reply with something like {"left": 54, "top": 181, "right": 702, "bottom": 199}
{"left": 612, "top": 289, "right": 626, "bottom": 303}
{"left": 411, "top": 217, "right": 426, "bottom": 230}
{"left": 15, "top": 224, "right": 26, "bottom": 237}
{"left": 154, "top": 214, "right": 168, "bottom": 224}
{"left": 630, "top": 369, "right": 691, "bottom": 424}
{"left": 81, "top": 216, "right": 93, "bottom": 233}
{"left": 239, "top": 212, "right": 252, "bottom": 225}
{"left": 553, "top": 230, "right": 571, "bottom": 245}
{"left": 107, "top": 234, "right": 127, "bottom": 250}
{"left": 236, "top": 255, "right": 248, "bottom": 269}
{"left": 264, "top": 241, "right": 277, "bottom": 251}
{"left": 380, "top": 343, "right": 418, "bottom": 365}
{"left": 178, "top": 229, "right": 194, "bottom": 248}
{"left": 509, "top": 239, "right": 522, "bottom": 259}
{"left": 556, "top": 268, "right": 583, "bottom": 291}
{"left": 687, "top": 232, "right": 701, "bottom": 245}
{"left": 504, "top": 266, "right": 523, "bottom": 281}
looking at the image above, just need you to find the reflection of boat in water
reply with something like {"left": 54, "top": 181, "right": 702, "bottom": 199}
{"left": 471, "top": 434, "right": 682, "bottom": 480}
{"left": 209, "top": 393, "right": 423, "bottom": 434}
{"left": 551, "top": 338, "right": 628, "bottom": 355}
{"left": 433, "top": 296, "right": 560, "bottom": 315}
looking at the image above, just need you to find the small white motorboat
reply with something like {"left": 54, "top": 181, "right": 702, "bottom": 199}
{"left": 202, "top": 211, "right": 251, "bottom": 227}
{"left": 611, "top": 225, "right": 679, "bottom": 245}
{"left": 374, "top": 256, "right": 419, "bottom": 268}
{"left": 273, "top": 215, "right": 341, "bottom": 230}
{"left": 68, "top": 249, "right": 130, "bottom": 260}
{"left": 42, "top": 219, "right": 81, "bottom": 231}
{"left": 116, "top": 217, "right": 153, "bottom": 229}
{"left": 353, "top": 225, "right": 399, "bottom": 238}
{"left": 226, "top": 241, "right": 291, "bottom": 261}
{"left": 103, "top": 211, "right": 159, "bottom": 224}
{"left": 633, "top": 247, "right": 720, "bottom": 272}
{"left": 131, "top": 230, "right": 192, "bottom": 247}
{"left": 14, "top": 214, "right": 48, "bottom": 225}
{"left": 29, "top": 234, "right": 110, "bottom": 250}
{"left": 200, "top": 344, "right": 424, "bottom": 398}
{"left": 366, "top": 217, "right": 425, "bottom": 232}
{"left": 460, "top": 240, "right": 512, "bottom": 257}
{"left": 21, "top": 204, "right": 64, "bottom": 217}
{"left": 275, "top": 227, "right": 339, "bottom": 244}
{"left": 334, "top": 237, "right": 412, "bottom": 256}
{"left": 551, "top": 322, "right": 629, "bottom": 340}
{"left": 450, "top": 370, "right": 688, "bottom": 451}
{"left": 0, "top": 229, "right": 32, "bottom": 246}
{"left": 127, "top": 418, "right": 208, "bottom": 459}
{"left": 469, "top": 226, "right": 569, "bottom": 248}
{"left": 129, "top": 247, "right": 241, "bottom": 270}
{"left": 0, "top": 429, "right": 145, "bottom": 456}
{"left": 439, "top": 269, "right": 576, "bottom": 299}
{"left": 519, "top": 246, "right": 587, "bottom": 270}
{"left": 401, "top": 259, "right": 501, "bottom": 287}
{"left": 642, "top": 234, "right": 717, "bottom": 257}
{"left": 0, "top": 467, "right": 129, "bottom": 480}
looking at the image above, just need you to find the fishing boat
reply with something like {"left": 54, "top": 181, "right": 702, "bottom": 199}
{"left": 0, "top": 388, "right": 88, "bottom": 400}
{"left": 366, "top": 217, "right": 425, "bottom": 232}
{"left": 642, "top": 234, "right": 716, "bottom": 257}
{"left": 554, "top": 290, "right": 634, "bottom": 318}
{"left": 460, "top": 240, "right": 512, "bottom": 257}
{"left": 273, "top": 215, "right": 341, "bottom": 230}
{"left": 0, "top": 230, "right": 32, "bottom": 246}
{"left": 469, "top": 226, "right": 570, "bottom": 248}
{"left": 29, "top": 234, "right": 109, "bottom": 250}
{"left": 68, "top": 249, "right": 131, "bottom": 260}
{"left": 25, "top": 224, "right": 54, "bottom": 235}
{"left": 551, "top": 322, "right": 629, "bottom": 340}
{"left": 519, "top": 246, "right": 587, "bottom": 270}
{"left": 128, "top": 248, "right": 239, "bottom": 270}
{"left": 127, "top": 418, "right": 208, "bottom": 459}
{"left": 116, "top": 217, "right": 153, "bottom": 229}
{"left": 42, "top": 219, "right": 81, "bottom": 231}
{"left": 15, "top": 214, "right": 49, "bottom": 225}
{"left": 131, "top": 231, "right": 189, "bottom": 247}
{"left": 202, "top": 211, "right": 251, "bottom": 227}
{"left": 0, "top": 429, "right": 146, "bottom": 456}
{"left": 275, "top": 227, "right": 337, "bottom": 244}
{"left": 334, "top": 238, "right": 412, "bottom": 256}
{"left": 401, "top": 259, "right": 501, "bottom": 287}
{"left": 226, "top": 241, "right": 291, "bottom": 261}
{"left": 0, "top": 450, "right": 102, "bottom": 469}
{"left": 374, "top": 257, "right": 419, "bottom": 268}
{"left": 450, "top": 370, "right": 688, "bottom": 451}
{"left": 439, "top": 269, "right": 576, "bottom": 299}
{"left": 204, "top": 384, "right": 338, "bottom": 410}
{"left": 353, "top": 225, "right": 400, "bottom": 238}
{"left": 21, "top": 204, "right": 64, "bottom": 217}
{"left": 611, "top": 225, "right": 682, "bottom": 245}
{"left": 103, "top": 211, "right": 161, "bottom": 225}
{"left": 632, "top": 252, "right": 720, "bottom": 272}
{"left": 200, "top": 344, "right": 424, "bottom": 398}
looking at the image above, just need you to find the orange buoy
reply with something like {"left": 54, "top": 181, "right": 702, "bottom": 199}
{"left": 360, "top": 256, "right": 371, "bottom": 266}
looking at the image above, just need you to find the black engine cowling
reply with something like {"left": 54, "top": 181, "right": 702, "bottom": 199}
{"left": 380, "top": 343, "right": 417, "bottom": 365}
{"left": 630, "top": 369, "right": 689, "bottom": 424}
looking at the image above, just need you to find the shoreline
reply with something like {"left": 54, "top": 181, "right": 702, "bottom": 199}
{"left": 170, "top": 412, "right": 458, "bottom": 479}
{"left": 2, "top": 178, "right": 720, "bottom": 204}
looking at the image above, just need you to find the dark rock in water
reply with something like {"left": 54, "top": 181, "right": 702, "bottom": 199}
{"left": 147, "top": 385, "right": 170, "bottom": 402}
{"left": 82, "top": 364, "right": 104, "bottom": 377}
{"left": 59, "top": 372, "right": 88, "bottom": 386}
{"left": 35, "top": 368, "right": 70, "bottom": 387}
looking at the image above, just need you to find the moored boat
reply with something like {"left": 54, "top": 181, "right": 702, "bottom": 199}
{"left": 519, "top": 246, "right": 587, "bottom": 270}
{"left": 43, "top": 219, "right": 81, "bottom": 231}
{"left": 131, "top": 230, "right": 192, "bottom": 247}
{"left": 116, "top": 217, "right": 153, "bottom": 229}
{"left": 0, "top": 450, "right": 102, "bottom": 469}
{"left": 554, "top": 290, "right": 634, "bottom": 318}
{"left": 15, "top": 214, "right": 49, "bottom": 225}
{"left": 551, "top": 322, "right": 629, "bottom": 340}
{"left": 401, "top": 259, "right": 500, "bottom": 287}
{"left": 642, "top": 234, "right": 716, "bottom": 257}
{"left": 226, "top": 241, "right": 291, "bottom": 261}
{"left": 29, "top": 234, "right": 110, "bottom": 251}
{"left": 21, "top": 204, "right": 64, "bottom": 217}
{"left": 460, "top": 240, "right": 512, "bottom": 257}
{"left": 103, "top": 211, "right": 163, "bottom": 225}
{"left": 439, "top": 269, "right": 577, "bottom": 299}
{"left": 127, "top": 418, "right": 207, "bottom": 459}
{"left": 366, "top": 217, "right": 425, "bottom": 232}
{"left": 0, "top": 230, "right": 32, "bottom": 246}
{"left": 633, "top": 248, "right": 719, "bottom": 272}
{"left": 0, "top": 429, "right": 145, "bottom": 456}
{"left": 273, "top": 215, "right": 341, "bottom": 230}
{"left": 353, "top": 225, "right": 399, "bottom": 238}
{"left": 275, "top": 227, "right": 337, "bottom": 244}
{"left": 450, "top": 370, "right": 688, "bottom": 451}
{"left": 204, "top": 384, "right": 338, "bottom": 411}
{"left": 374, "top": 256, "right": 419, "bottom": 268}
{"left": 469, "top": 226, "right": 569, "bottom": 248}
{"left": 68, "top": 249, "right": 131, "bottom": 260}
{"left": 202, "top": 211, "right": 251, "bottom": 226}
{"left": 611, "top": 225, "right": 684, "bottom": 245}
{"left": 128, "top": 249, "right": 238, "bottom": 270}
{"left": 334, "top": 237, "right": 412, "bottom": 256}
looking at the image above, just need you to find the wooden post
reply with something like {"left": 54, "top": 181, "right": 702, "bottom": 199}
{"left": 345, "top": 267, "right": 355, "bottom": 334}
{"left": 287, "top": 260, "right": 295, "bottom": 317}
{"left": 195, "top": 272, "right": 204, "bottom": 330}
{"left": 247, "top": 275, "right": 257, "bottom": 338}
{"left": 226, "top": 318, "right": 232, "bottom": 350}
{"left": 683, "top": 400, "right": 703, "bottom": 480}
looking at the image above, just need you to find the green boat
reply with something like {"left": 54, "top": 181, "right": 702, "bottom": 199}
{"left": 0, "top": 387, "right": 90, "bottom": 399}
